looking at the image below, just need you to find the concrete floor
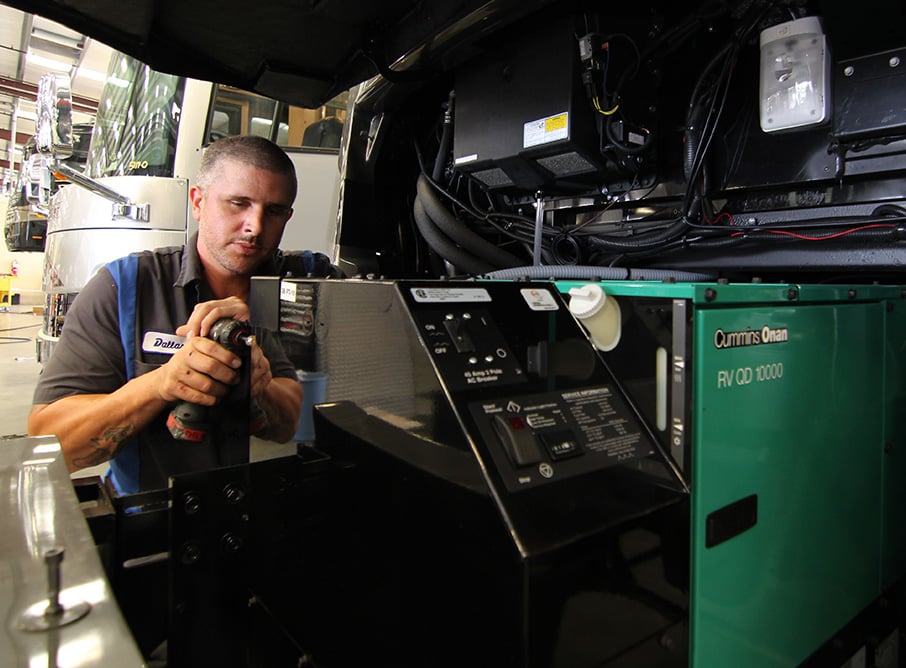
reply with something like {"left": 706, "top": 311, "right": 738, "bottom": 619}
{"left": 0, "top": 307, "right": 113, "bottom": 479}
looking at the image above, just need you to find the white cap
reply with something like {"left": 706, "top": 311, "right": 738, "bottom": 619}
{"left": 568, "top": 284, "right": 621, "bottom": 351}
{"left": 568, "top": 284, "right": 607, "bottom": 318}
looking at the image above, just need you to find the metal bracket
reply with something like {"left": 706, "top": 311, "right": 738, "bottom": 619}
{"left": 53, "top": 161, "right": 151, "bottom": 223}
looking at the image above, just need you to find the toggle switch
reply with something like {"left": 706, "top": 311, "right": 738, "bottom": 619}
{"left": 492, "top": 414, "right": 544, "bottom": 467}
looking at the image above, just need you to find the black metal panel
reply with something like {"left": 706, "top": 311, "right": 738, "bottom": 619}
{"left": 253, "top": 278, "right": 691, "bottom": 665}
{"left": 834, "top": 47, "right": 906, "bottom": 141}
{"left": 292, "top": 401, "right": 691, "bottom": 668}
{"left": 169, "top": 465, "right": 251, "bottom": 668}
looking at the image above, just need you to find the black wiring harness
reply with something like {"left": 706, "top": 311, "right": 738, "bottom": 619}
{"left": 409, "top": 0, "right": 906, "bottom": 275}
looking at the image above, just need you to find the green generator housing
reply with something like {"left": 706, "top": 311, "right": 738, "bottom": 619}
{"left": 555, "top": 280, "right": 906, "bottom": 667}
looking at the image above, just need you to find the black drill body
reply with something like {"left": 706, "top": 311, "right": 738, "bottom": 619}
{"left": 167, "top": 319, "right": 256, "bottom": 442}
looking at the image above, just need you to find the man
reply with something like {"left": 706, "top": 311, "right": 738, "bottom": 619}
{"left": 29, "top": 135, "right": 330, "bottom": 494}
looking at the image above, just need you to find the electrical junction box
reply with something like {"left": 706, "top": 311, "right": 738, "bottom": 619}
{"left": 452, "top": 18, "right": 603, "bottom": 191}
{"left": 555, "top": 279, "right": 906, "bottom": 667}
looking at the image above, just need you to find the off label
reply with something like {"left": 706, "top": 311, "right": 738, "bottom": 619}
{"left": 717, "top": 362, "right": 784, "bottom": 388}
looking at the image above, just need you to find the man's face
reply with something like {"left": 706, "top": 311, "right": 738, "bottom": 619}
{"left": 190, "top": 158, "right": 295, "bottom": 276}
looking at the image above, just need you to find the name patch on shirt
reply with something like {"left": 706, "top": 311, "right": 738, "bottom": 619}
{"left": 142, "top": 331, "right": 186, "bottom": 355}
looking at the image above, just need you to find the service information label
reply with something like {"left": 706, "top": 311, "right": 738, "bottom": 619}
{"left": 524, "top": 112, "right": 569, "bottom": 148}
{"left": 561, "top": 387, "right": 648, "bottom": 461}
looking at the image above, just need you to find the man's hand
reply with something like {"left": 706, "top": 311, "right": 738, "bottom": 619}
{"left": 177, "top": 296, "right": 250, "bottom": 339}
{"left": 155, "top": 333, "right": 242, "bottom": 406}
{"left": 247, "top": 337, "right": 273, "bottom": 399}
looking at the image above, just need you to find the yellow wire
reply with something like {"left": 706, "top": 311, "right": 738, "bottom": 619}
{"left": 593, "top": 97, "right": 619, "bottom": 116}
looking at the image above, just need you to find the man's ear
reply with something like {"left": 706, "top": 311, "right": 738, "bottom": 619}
{"left": 189, "top": 185, "right": 204, "bottom": 221}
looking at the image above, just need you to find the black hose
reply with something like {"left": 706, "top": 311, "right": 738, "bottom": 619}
{"left": 684, "top": 104, "right": 707, "bottom": 181}
{"left": 605, "top": 114, "right": 648, "bottom": 155}
{"left": 416, "top": 175, "right": 522, "bottom": 268}
{"left": 413, "top": 198, "right": 493, "bottom": 275}
{"left": 872, "top": 204, "right": 906, "bottom": 218}
{"left": 747, "top": 226, "right": 903, "bottom": 243}
{"left": 585, "top": 219, "right": 690, "bottom": 251}
{"left": 484, "top": 265, "right": 715, "bottom": 281}
{"left": 432, "top": 91, "right": 455, "bottom": 182}
{"left": 682, "top": 225, "right": 904, "bottom": 253}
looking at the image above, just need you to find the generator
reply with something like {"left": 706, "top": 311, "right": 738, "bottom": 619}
{"left": 246, "top": 277, "right": 906, "bottom": 668}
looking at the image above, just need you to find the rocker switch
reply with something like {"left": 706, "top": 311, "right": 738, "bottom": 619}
{"left": 492, "top": 414, "right": 544, "bottom": 467}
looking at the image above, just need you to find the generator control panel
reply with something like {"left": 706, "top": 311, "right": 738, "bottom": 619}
{"left": 399, "top": 282, "right": 669, "bottom": 494}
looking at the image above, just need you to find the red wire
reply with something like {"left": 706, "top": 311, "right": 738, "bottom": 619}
{"left": 730, "top": 223, "right": 896, "bottom": 241}
{"left": 710, "top": 211, "right": 734, "bottom": 226}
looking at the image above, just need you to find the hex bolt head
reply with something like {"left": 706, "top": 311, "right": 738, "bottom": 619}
{"left": 223, "top": 483, "right": 245, "bottom": 504}
{"left": 183, "top": 492, "right": 201, "bottom": 515}
{"left": 221, "top": 533, "right": 244, "bottom": 555}
{"left": 180, "top": 541, "right": 202, "bottom": 565}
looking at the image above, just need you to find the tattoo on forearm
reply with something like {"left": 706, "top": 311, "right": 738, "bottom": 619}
{"left": 72, "top": 425, "right": 135, "bottom": 468}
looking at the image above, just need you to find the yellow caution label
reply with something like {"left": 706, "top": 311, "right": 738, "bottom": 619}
{"left": 545, "top": 114, "right": 568, "bottom": 132}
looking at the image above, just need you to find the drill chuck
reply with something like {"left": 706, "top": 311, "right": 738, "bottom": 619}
{"left": 209, "top": 318, "right": 255, "bottom": 351}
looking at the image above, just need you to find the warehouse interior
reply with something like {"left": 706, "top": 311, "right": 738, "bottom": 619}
{"left": 3, "top": 0, "right": 906, "bottom": 666}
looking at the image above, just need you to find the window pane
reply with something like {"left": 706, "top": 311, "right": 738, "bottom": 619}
{"left": 86, "top": 52, "right": 185, "bottom": 178}
{"left": 208, "top": 86, "right": 278, "bottom": 142}
{"left": 208, "top": 84, "right": 348, "bottom": 151}
{"left": 297, "top": 91, "right": 348, "bottom": 150}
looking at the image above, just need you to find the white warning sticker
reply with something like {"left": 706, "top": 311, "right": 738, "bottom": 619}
{"left": 524, "top": 112, "right": 569, "bottom": 148}
{"left": 520, "top": 288, "right": 560, "bottom": 311}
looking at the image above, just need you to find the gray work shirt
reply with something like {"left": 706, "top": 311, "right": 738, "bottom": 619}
{"left": 33, "top": 235, "right": 298, "bottom": 493}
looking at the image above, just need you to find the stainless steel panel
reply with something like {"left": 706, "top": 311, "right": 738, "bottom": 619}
{"left": 1, "top": 435, "right": 145, "bottom": 667}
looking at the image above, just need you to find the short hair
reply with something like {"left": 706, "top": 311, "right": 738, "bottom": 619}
{"left": 196, "top": 135, "right": 297, "bottom": 200}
